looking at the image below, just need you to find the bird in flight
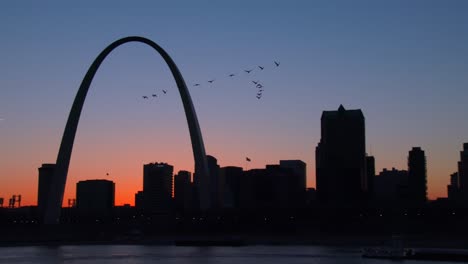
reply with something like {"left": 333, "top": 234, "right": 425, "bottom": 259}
{"left": 152, "top": 94, "right": 157, "bottom": 97}
{"left": 274, "top": 61, "right": 280, "bottom": 67}
{"left": 244, "top": 69, "right": 253, "bottom": 74}
{"left": 106, "top": 173, "right": 109, "bottom": 176}
{"left": 142, "top": 96, "right": 148, "bottom": 99}
{"left": 252, "top": 80, "right": 259, "bottom": 85}
{"left": 256, "top": 95, "right": 262, "bottom": 99}
{"left": 162, "top": 90, "right": 167, "bottom": 94}
{"left": 229, "top": 74, "right": 235, "bottom": 77}
{"left": 256, "top": 84, "right": 263, "bottom": 89}
{"left": 258, "top": 66, "right": 264, "bottom": 70}
{"left": 208, "top": 79, "right": 215, "bottom": 83}
{"left": 194, "top": 83, "right": 201, "bottom": 86}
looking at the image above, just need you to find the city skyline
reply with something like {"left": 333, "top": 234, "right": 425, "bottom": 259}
{"left": 2, "top": 1, "right": 468, "bottom": 206}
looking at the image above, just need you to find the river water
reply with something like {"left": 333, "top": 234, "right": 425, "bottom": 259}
{"left": 0, "top": 245, "right": 459, "bottom": 264}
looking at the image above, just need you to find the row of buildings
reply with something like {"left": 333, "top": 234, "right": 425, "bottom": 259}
{"left": 35, "top": 105, "right": 468, "bottom": 217}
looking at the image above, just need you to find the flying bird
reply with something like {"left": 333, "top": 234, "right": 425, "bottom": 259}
{"left": 106, "top": 173, "right": 109, "bottom": 176}
{"left": 252, "top": 81, "right": 259, "bottom": 85}
{"left": 208, "top": 79, "right": 215, "bottom": 83}
{"left": 256, "top": 84, "right": 263, "bottom": 88}
{"left": 244, "top": 69, "right": 253, "bottom": 74}
{"left": 256, "top": 95, "right": 261, "bottom": 99}
{"left": 258, "top": 66, "right": 264, "bottom": 70}
{"left": 229, "top": 74, "right": 235, "bottom": 77}
{"left": 162, "top": 90, "right": 167, "bottom": 94}
{"left": 274, "top": 61, "right": 280, "bottom": 67}
{"left": 142, "top": 96, "right": 148, "bottom": 99}
{"left": 193, "top": 83, "right": 200, "bottom": 86}
{"left": 152, "top": 94, "right": 157, "bottom": 97}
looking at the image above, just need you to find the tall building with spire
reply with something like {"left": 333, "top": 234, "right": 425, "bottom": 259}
{"left": 315, "top": 105, "right": 367, "bottom": 206}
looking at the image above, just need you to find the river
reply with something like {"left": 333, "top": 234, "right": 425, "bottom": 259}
{"left": 0, "top": 245, "right": 460, "bottom": 264}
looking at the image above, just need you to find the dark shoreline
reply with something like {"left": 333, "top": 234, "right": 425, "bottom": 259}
{"left": 1, "top": 233, "right": 467, "bottom": 249}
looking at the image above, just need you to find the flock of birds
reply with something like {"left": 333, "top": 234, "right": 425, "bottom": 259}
{"left": 141, "top": 60, "right": 280, "bottom": 100}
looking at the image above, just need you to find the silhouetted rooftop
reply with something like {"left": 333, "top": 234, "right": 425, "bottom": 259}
{"left": 321, "top": 105, "right": 364, "bottom": 119}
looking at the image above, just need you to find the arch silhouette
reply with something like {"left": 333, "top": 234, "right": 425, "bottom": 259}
{"left": 43, "top": 36, "right": 210, "bottom": 224}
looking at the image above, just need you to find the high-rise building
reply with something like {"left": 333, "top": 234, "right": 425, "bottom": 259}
{"left": 219, "top": 166, "right": 243, "bottom": 209}
{"left": 174, "top": 170, "right": 192, "bottom": 211}
{"left": 206, "top": 155, "right": 220, "bottom": 209}
{"left": 76, "top": 179, "right": 115, "bottom": 213}
{"left": 366, "top": 155, "right": 375, "bottom": 198}
{"left": 279, "top": 160, "right": 307, "bottom": 207}
{"left": 37, "top": 163, "right": 55, "bottom": 218}
{"left": 458, "top": 143, "right": 468, "bottom": 202}
{"left": 315, "top": 105, "right": 367, "bottom": 206}
{"left": 447, "top": 172, "right": 459, "bottom": 202}
{"left": 135, "top": 191, "right": 144, "bottom": 210}
{"left": 143, "top": 162, "right": 173, "bottom": 213}
{"left": 407, "top": 147, "right": 427, "bottom": 205}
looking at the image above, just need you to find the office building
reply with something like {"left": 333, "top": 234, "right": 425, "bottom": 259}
{"left": 407, "top": 147, "right": 427, "bottom": 205}
{"left": 174, "top": 170, "right": 192, "bottom": 211}
{"left": 458, "top": 143, "right": 468, "bottom": 202}
{"left": 315, "top": 105, "right": 367, "bottom": 206}
{"left": 37, "top": 163, "right": 55, "bottom": 217}
{"left": 219, "top": 166, "right": 243, "bottom": 209}
{"left": 143, "top": 162, "right": 173, "bottom": 212}
{"left": 374, "top": 168, "right": 408, "bottom": 206}
{"left": 76, "top": 179, "right": 115, "bottom": 213}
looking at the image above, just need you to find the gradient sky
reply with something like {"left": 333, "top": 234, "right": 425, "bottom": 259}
{"left": 1, "top": 1, "right": 468, "bottom": 206}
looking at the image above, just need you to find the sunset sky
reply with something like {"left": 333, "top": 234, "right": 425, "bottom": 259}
{"left": 1, "top": 1, "right": 468, "bottom": 206}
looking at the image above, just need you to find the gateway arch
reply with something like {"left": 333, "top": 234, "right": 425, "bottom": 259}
{"left": 43, "top": 36, "right": 210, "bottom": 224}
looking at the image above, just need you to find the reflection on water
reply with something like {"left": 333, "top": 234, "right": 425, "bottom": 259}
{"left": 0, "top": 245, "right": 457, "bottom": 264}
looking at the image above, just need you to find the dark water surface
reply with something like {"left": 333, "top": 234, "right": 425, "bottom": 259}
{"left": 0, "top": 245, "right": 459, "bottom": 264}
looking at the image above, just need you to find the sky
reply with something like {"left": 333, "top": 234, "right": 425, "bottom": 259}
{"left": 1, "top": 0, "right": 468, "bottom": 206}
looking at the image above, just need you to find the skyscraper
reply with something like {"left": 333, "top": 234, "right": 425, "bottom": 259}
{"left": 279, "top": 160, "right": 307, "bottom": 207}
{"left": 76, "top": 179, "right": 115, "bottom": 213}
{"left": 37, "top": 163, "right": 55, "bottom": 219}
{"left": 206, "top": 155, "right": 220, "bottom": 209}
{"left": 315, "top": 105, "right": 367, "bottom": 206}
{"left": 174, "top": 170, "right": 192, "bottom": 211}
{"left": 407, "top": 147, "right": 427, "bottom": 205}
{"left": 366, "top": 155, "right": 375, "bottom": 198}
{"left": 447, "top": 172, "right": 459, "bottom": 202}
{"left": 143, "top": 162, "right": 173, "bottom": 213}
{"left": 219, "top": 166, "right": 243, "bottom": 209}
{"left": 457, "top": 143, "right": 468, "bottom": 202}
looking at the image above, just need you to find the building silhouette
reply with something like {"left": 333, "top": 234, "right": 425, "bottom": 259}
{"left": 174, "top": 170, "right": 192, "bottom": 211}
{"left": 374, "top": 168, "right": 408, "bottom": 206}
{"left": 315, "top": 105, "right": 367, "bottom": 206}
{"left": 407, "top": 147, "right": 427, "bottom": 206}
{"left": 447, "top": 172, "right": 459, "bottom": 202}
{"left": 143, "top": 162, "right": 173, "bottom": 213}
{"left": 76, "top": 179, "right": 115, "bottom": 213}
{"left": 37, "top": 163, "right": 55, "bottom": 219}
{"left": 458, "top": 143, "right": 468, "bottom": 203}
{"left": 366, "top": 155, "right": 375, "bottom": 199}
{"left": 219, "top": 166, "right": 243, "bottom": 209}
{"left": 279, "top": 160, "right": 307, "bottom": 207}
{"left": 206, "top": 155, "right": 220, "bottom": 209}
{"left": 134, "top": 191, "right": 144, "bottom": 210}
